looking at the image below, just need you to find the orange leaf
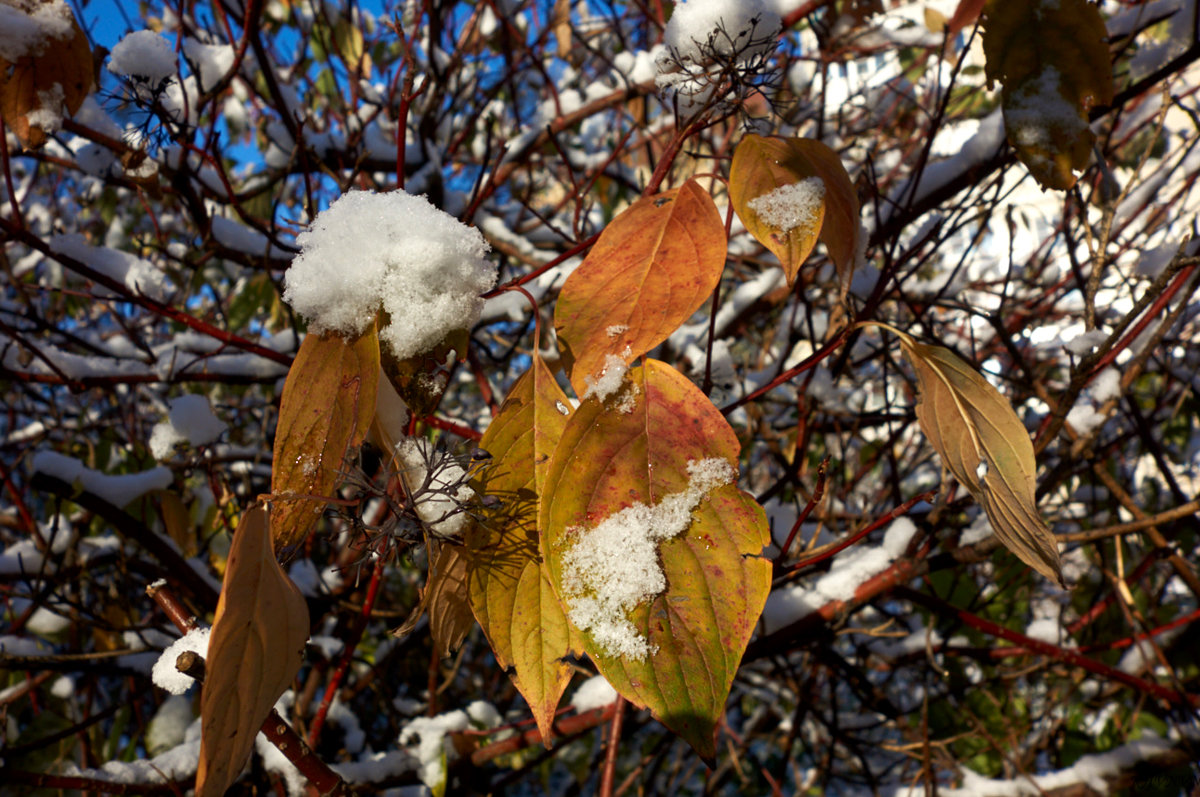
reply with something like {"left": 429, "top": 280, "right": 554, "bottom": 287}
{"left": 555, "top": 179, "right": 726, "bottom": 398}
{"left": 983, "top": 0, "right": 1113, "bottom": 190}
{"left": 465, "top": 354, "right": 582, "bottom": 739}
{"left": 540, "top": 359, "right": 771, "bottom": 759}
{"left": 271, "top": 324, "right": 379, "bottom": 556}
{"left": 0, "top": 0, "right": 94, "bottom": 148}
{"left": 730, "top": 134, "right": 860, "bottom": 292}
{"left": 197, "top": 505, "right": 309, "bottom": 797}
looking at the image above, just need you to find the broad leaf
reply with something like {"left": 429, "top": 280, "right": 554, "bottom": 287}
{"left": 555, "top": 180, "right": 726, "bottom": 398}
{"left": 730, "top": 135, "right": 859, "bottom": 291}
{"left": 465, "top": 354, "right": 581, "bottom": 739}
{"left": 540, "top": 359, "right": 771, "bottom": 758}
{"left": 271, "top": 324, "right": 379, "bottom": 556}
{"left": 396, "top": 544, "right": 474, "bottom": 658}
{"left": 891, "top": 330, "right": 1064, "bottom": 585}
{"left": 197, "top": 505, "right": 309, "bottom": 797}
{"left": 0, "top": 0, "right": 93, "bottom": 148}
{"left": 983, "top": 0, "right": 1113, "bottom": 189}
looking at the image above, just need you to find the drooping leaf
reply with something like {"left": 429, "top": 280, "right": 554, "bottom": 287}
{"left": 395, "top": 544, "right": 474, "bottom": 658}
{"left": 0, "top": 0, "right": 94, "bottom": 148}
{"left": 983, "top": 0, "right": 1113, "bottom": 190}
{"left": 464, "top": 354, "right": 582, "bottom": 739}
{"left": 271, "top": 324, "right": 379, "bottom": 556}
{"left": 555, "top": 180, "right": 726, "bottom": 398}
{"left": 196, "top": 505, "right": 309, "bottom": 797}
{"left": 729, "top": 134, "right": 860, "bottom": 292}
{"left": 540, "top": 359, "right": 771, "bottom": 758}
{"left": 888, "top": 328, "right": 1064, "bottom": 585}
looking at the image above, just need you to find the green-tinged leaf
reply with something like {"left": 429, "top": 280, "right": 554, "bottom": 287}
{"left": 197, "top": 505, "right": 310, "bottom": 797}
{"left": 555, "top": 180, "right": 726, "bottom": 398}
{"left": 983, "top": 0, "right": 1113, "bottom": 189}
{"left": 540, "top": 359, "right": 771, "bottom": 758}
{"left": 465, "top": 354, "right": 582, "bottom": 740}
{"left": 886, "top": 327, "right": 1064, "bottom": 585}
{"left": 730, "top": 134, "right": 860, "bottom": 292}
{"left": 271, "top": 323, "right": 379, "bottom": 556}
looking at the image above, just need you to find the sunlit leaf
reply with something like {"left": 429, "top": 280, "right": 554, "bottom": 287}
{"left": 0, "top": 0, "right": 94, "bottom": 148}
{"left": 540, "top": 359, "right": 771, "bottom": 758}
{"left": 983, "top": 0, "right": 1113, "bottom": 190}
{"left": 730, "top": 134, "right": 860, "bottom": 292}
{"left": 196, "top": 505, "right": 309, "bottom": 797}
{"left": 465, "top": 354, "right": 582, "bottom": 739}
{"left": 885, "top": 327, "right": 1064, "bottom": 585}
{"left": 555, "top": 180, "right": 726, "bottom": 398}
{"left": 271, "top": 324, "right": 379, "bottom": 556}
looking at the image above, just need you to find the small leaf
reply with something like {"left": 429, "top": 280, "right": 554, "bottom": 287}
{"left": 555, "top": 180, "right": 726, "bottom": 398}
{"left": 396, "top": 544, "right": 474, "bottom": 658}
{"left": 540, "top": 359, "right": 771, "bottom": 758}
{"left": 730, "top": 135, "right": 860, "bottom": 292}
{"left": 890, "top": 329, "right": 1064, "bottom": 585}
{"left": 197, "top": 505, "right": 309, "bottom": 797}
{"left": 464, "top": 354, "right": 581, "bottom": 739}
{"left": 0, "top": 0, "right": 93, "bottom": 149}
{"left": 983, "top": 0, "right": 1113, "bottom": 190}
{"left": 271, "top": 324, "right": 379, "bottom": 556}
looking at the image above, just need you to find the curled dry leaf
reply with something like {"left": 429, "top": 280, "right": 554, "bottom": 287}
{"left": 271, "top": 323, "right": 379, "bottom": 557}
{"left": 393, "top": 543, "right": 474, "bottom": 660}
{"left": 880, "top": 325, "right": 1064, "bottom": 585}
{"left": 729, "top": 134, "right": 860, "bottom": 292}
{"left": 197, "top": 505, "right": 310, "bottom": 797}
{"left": 0, "top": 0, "right": 94, "bottom": 148}
{"left": 982, "top": 0, "right": 1113, "bottom": 189}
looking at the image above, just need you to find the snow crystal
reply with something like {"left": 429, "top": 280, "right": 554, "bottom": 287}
{"left": 31, "top": 451, "right": 173, "bottom": 507}
{"left": 149, "top": 393, "right": 227, "bottom": 459}
{"left": 151, "top": 627, "right": 210, "bottom": 695}
{"left": 395, "top": 438, "right": 474, "bottom": 538}
{"left": 0, "top": 0, "right": 75, "bottom": 61}
{"left": 282, "top": 190, "right": 496, "bottom": 361}
{"left": 581, "top": 348, "right": 632, "bottom": 403}
{"left": 559, "top": 458, "right": 736, "bottom": 660}
{"left": 661, "top": 0, "right": 780, "bottom": 66}
{"left": 747, "top": 177, "right": 825, "bottom": 233}
{"left": 400, "top": 709, "right": 471, "bottom": 792}
{"left": 571, "top": 674, "right": 619, "bottom": 712}
{"left": 108, "top": 30, "right": 177, "bottom": 84}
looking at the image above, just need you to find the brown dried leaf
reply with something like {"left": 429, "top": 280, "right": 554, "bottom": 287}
{"left": 891, "top": 330, "right": 1064, "bottom": 585}
{"left": 0, "top": 0, "right": 94, "bottom": 148}
{"left": 197, "top": 505, "right": 310, "bottom": 797}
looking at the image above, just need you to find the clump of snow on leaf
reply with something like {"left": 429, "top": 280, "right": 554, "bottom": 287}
{"left": 283, "top": 190, "right": 496, "bottom": 360}
{"left": 1004, "top": 67, "right": 1090, "bottom": 179}
{"left": 748, "top": 177, "right": 825, "bottom": 232}
{"left": 0, "top": 0, "right": 75, "bottom": 61}
{"left": 107, "top": 30, "right": 177, "bottom": 83}
{"left": 395, "top": 438, "right": 475, "bottom": 539}
{"left": 581, "top": 347, "right": 632, "bottom": 403}
{"left": 560, "top": 458, "right": 736, "bottom": 660}
{"left": 149, "top": 394, "right": 227, "bottom": 459}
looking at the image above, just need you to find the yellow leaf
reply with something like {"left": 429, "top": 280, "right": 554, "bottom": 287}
{"left": 983, "top": 0, "right": 1113, "bottom": 190}
{"left": 464, "top": 354, "right": 582, "bottom": 740}
{"left": 730, "top": 135, "right": 860, "bottom": 292}
{"left": 196, "top": 505, "right": 310, "bottom": 797}
{"left": 271, "top": 323, "right": 379, "bottom": 556}
{"left": 0, "top": 0, "right": 94, "bottom": 148}
{"left": 879, "top": 325, "right": 1064, "bottom": 585}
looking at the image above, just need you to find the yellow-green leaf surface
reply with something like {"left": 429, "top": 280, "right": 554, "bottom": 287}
{"left": 555, "top": 180, "right": 726, "bottom": 398}
{"left": 894, "top": 332, "right": 1064, "bottom": 585}
{"left": 465, "top": 355, "right": 581, "bottom": 739}
{"left": 730, "top": 135, "right": 860, "bottom": 290}
{"left": 540, "top": 359, "right": 771, "bottom": 758}
{"left": 271, "top": 324, "right": 379, "bottom": 556}
{"left": 983, "top": 0, "right": 1113, "bottom": 189}
{"left": 196, "top": 505, "right": 309, "bottom": 797}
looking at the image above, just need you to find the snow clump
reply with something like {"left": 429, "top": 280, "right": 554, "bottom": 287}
{"left": 560, "top": 458, "right": 736, "bottom": 660}
{"left": 283, "top": 190, "right": 496, "bottom": 360}
{"left": 148, "top": 394, "right": 227, "bottom": 459}
{"left": 748, "top": 177, "right": 826, "bottom": 232}
{"left": 0, "top": 0, "right": 76, "bottom": 61}
{"left": 151, "top": 627, "right": 210, "bottom": 695}
{"left": 108, "top": 30, "right": 177, "bottom": 84}
{"left": 659, "top": 0, "right": 780, "bottom": 67}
